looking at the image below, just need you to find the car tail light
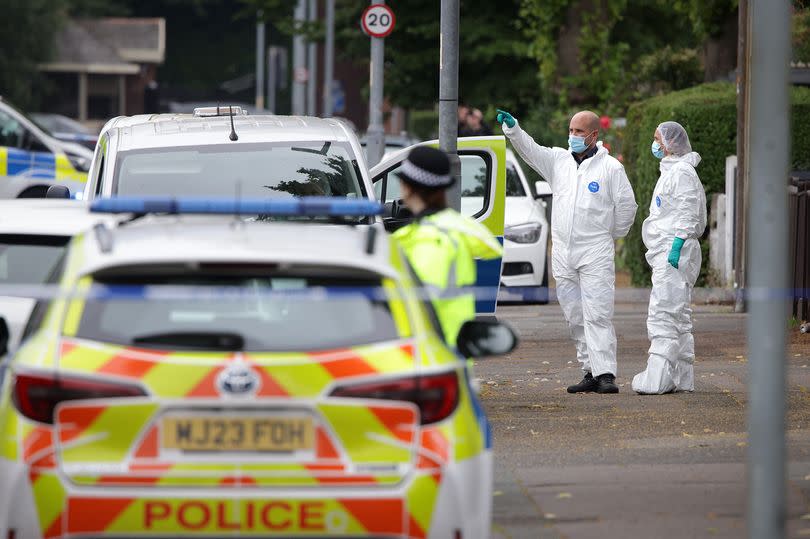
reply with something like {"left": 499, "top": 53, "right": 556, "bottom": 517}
{"left": 329, "top": 371, "right": 459, "bottom": 425}
{"left": 12, "top": 372, "right": 146, "bottom": 424}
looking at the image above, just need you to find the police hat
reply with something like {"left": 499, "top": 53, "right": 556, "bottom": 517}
{"left": 396, "top": 146, "right": 455, "bottom": 189}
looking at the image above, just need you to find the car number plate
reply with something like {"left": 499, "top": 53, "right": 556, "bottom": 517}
{"left": 161, "top": 416, "right": 314, "bottom": 452}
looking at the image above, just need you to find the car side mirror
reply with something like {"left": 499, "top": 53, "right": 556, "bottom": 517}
{"left": 382, "top": 199, "right": 415, "bottom": 232}
{"left": 0, "top": 316, "right": 9, "bottom": 357}
{"left": 46, "top": 185, "right": 71, "bottom": 199}
{"left": 456, "top": 319, "right": 519, "bottom": 358}
{"left": 534, "top": 180, "right": 552, "bottom": 198}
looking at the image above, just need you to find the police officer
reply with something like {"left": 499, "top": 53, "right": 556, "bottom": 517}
{"left": 393, "top": 146, "right": 503, "bottom": 346}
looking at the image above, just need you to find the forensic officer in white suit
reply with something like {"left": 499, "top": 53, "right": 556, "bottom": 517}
{"left": 496, "top": 109, "right": 638, "bottom": 394}
{"left": 632, "top": 121, "right": 706, "bottom": 394}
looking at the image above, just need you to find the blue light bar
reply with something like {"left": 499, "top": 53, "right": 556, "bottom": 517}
{"left": 90, "top": 196, "right": 384, "bottom": 217}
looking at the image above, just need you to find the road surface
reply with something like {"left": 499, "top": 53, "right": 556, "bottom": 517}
{"left": 483, "top": 303, "right": 810, "bottom": 539}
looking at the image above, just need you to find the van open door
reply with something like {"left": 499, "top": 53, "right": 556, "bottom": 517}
{"left": 370, "top": 136, "right": 506, "bottom": 316}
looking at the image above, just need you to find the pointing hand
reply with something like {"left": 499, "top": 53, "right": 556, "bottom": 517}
{"left": 496, "top": 109, "right": 516, "bottom": 129}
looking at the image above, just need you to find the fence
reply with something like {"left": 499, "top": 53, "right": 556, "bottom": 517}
{"left": 789, "top": 171, "right": 810, "bottom": 321}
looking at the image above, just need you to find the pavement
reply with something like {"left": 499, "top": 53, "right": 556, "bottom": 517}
{"left": 481, "top": 301, "right": 810, "bottom": 539}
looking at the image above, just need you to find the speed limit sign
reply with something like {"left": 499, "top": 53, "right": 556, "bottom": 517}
{"left": 361, "top": 4, "right": 396, "bottom": 38}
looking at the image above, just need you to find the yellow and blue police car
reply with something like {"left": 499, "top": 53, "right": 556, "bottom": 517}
{"left": 0, "top": 197, "right": 516, "bottom": 538}
{"left": 0, "top": 98, "right": 91, "bottom": 199}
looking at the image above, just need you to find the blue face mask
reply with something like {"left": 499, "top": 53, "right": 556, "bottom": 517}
{"left": 569, "top": 133, "right": 592, "bottom": 154}
{"left": 651, "top": 140, "right": 665, "bottom": 159}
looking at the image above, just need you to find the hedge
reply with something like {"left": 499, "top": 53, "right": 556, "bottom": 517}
{"left": 408, "top": 109, "right": 439, "bottom": 140}
{"left": 622, "top": 82, "right": 810, "bottom": 286}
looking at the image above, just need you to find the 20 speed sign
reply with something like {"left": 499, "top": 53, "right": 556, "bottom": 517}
{"left": 361, "top": 4, "right": 396, "bottom": 38}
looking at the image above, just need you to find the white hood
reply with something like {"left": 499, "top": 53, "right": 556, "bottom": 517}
{"left": 505, "top": 196, "right": 544, "bottom": 228}
{"left": 660, "top": 151, "right": 701, "bottom": 173}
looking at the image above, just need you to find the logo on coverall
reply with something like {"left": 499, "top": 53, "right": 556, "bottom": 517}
{"left": 588, "top": 181, "right": 600, "bottom": 193}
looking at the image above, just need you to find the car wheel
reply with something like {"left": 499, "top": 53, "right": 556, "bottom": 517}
{"left": 17, "top": 185, "right": 49, "bottom": 198}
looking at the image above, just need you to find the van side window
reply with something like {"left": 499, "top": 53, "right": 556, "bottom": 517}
{"left": 95, "top": 154, "right": 105, "bottom": 196}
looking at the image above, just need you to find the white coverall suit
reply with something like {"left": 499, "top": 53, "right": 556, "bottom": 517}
{"left": 504, "top": 121, "right": 638, "bottom": 376}
{"left": 632, "top": 149, "right": 706, "bottom": 394}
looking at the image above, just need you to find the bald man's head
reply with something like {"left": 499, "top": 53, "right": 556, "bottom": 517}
{"left": 569, "top": 110, "right": 600, "bottom": 153}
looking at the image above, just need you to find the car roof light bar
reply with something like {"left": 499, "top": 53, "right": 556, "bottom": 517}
{"left": 89, "top": 196, "right": 384, "bottom": 217}
{"left": 193, "top": 106, "right": 247, "bottom": 117}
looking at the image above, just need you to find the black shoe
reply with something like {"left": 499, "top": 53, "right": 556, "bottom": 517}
{"left": 595, "top": 373, "right": 619, "bottom": 394}
{"left": 567, "top": 372, "right": 598, "bottom": 393}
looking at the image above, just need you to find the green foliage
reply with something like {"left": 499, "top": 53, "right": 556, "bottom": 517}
{"left": 66, "top": 0, "right": 130, "bottom": 16}
{"left": 794, "top": 3, "right": 810, "bottom": 63}
{"left": 622, "top": 83, "right": 810, "bottom": 286}
{"left": 408, "top": 109, "right": 439, "bottom": 140}
{"left": 0, "top": 0, "right": 67, "bottom": 109}
{"left": 518, "top": 0, "right": 715, "bottom": 112}
{"left": 519, "top": 0, "right": 629, "bottom": 107}
{"left": 333, "top": 0, "right": 537, "bottom": 112}
{"left": 631, "top": 46, "right": 704, "bottom": 100}
{"left": 517, "top": 0, "right": 566, "bottom": 101}
{"left": 672, "top": 0, "right": 738, "bottom": 38}
{"left": 572, "top": 0, "right": 629, "bottom": 106}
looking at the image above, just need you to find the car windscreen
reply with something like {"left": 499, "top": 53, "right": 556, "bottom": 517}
{"left": 0, "top": 234, "right": 69, "bottom": 285}
{"left": 113, "top": 142, "right": 366, "bottom": 201}
{"left": 74, "top": 268, "right": 400, "bottom": 352}
{"left": 31, "top": 113, "right": 92, "bottom": 135}
{"left": 506, "top": 163, "right": 526, "bottom": 197}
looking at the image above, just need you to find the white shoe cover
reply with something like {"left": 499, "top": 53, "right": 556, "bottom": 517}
{"left": 672, "top": 362, "right": 694, "bottom": 392}
{"left": 632, "top": 355, "right": 676, "bottom": 394}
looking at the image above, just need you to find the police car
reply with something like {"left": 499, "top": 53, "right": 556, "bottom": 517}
{"left": 0, "top": 98, "right": 91, "bottom": 198}
{"left": 0, "top": 197, "right": 517, "bottom": 539}
{"left": 0, "top": 200, "right": 118, "bottom": 367}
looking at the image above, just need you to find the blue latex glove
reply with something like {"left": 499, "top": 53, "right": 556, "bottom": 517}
{"left": 668, "top": 237, "right": 685, "bottom": 269}
{"left": 496, "top": 109, "right": 516, "bottom": 128}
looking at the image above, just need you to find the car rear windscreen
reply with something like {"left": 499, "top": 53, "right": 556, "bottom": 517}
{"left": 0, "top": 234, "right": 69, "bottom": 285}
{"left": 74, "top": 269, "right": 400, "bottom": 352}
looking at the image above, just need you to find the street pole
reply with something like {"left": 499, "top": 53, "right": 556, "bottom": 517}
{"left": 267, "top": 47, "right": 276, "bottom": 114}
{"left": 735, "top": 0, "right": 749, "bottom": 313}
{"left": 307, "top": 0, "right": 317, "bottom": 116}
{"left": 322, "top": 0, "right": 335, "bottom": 118}
{"left": 746, "top": 1, "right": 791, "bottom": 538}
{"left": 292, "top": 0, "right": 307, "bottom": 115}
{"left": 439, "top": 0, "right": 460, "bottom": 211}
{"left": 366, "top": 0, "right": 386, "bottom": 167}
{"left": 255, "top": 12, "right": 265, "bottom": 110}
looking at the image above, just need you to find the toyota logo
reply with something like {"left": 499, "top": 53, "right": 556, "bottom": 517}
{"left": 217, "top": 364, "right": 260, "bottom": 396}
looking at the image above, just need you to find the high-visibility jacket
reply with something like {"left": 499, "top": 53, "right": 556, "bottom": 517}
{"left": 393, "top": 208, "right": 503, "bottom": 346}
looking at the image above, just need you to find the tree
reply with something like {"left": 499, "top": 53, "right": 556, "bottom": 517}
{"left": 0, "top": 0, "right": 66, "bottom": 109}
{"left": 332, "top": 0, "right": 538, "bottom": 112}
{"left": 519, "top": 0, "right": 630, "bottom": 107}
{"left": 519, "top": 0, "right": 714, "bottom": 110}
{"left": 673, "top": 0, "right": 738, "bottom": 81}
{"left": 793, "top": 0, "right": 810, "bottom": 63}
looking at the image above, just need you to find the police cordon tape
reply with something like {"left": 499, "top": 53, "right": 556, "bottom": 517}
{"left": 0, "top": 284, "right": 499, "bottom": 302}
{"left": 0, "top": 285, "right": 804, "bottom": 303}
